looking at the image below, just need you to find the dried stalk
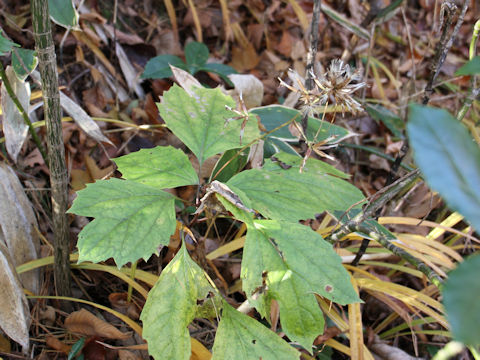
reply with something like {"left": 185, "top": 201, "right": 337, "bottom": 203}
{"left": 30, "top": 0, "right": 71, "bottom": 299}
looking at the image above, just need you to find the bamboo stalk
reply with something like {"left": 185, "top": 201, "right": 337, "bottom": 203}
{"left": 30, "top": 0, "right": 71, "bottom": 299}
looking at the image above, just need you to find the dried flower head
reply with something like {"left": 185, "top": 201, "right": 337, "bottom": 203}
{"left": 279, "top": 59, "right": 365, "bottom": 116}
{"left": 313, "top": 59, "right": 365, "bottom": 114}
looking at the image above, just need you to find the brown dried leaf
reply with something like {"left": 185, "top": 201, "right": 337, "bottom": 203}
{"left": 229, "top": 42, "right": 260, "bottom": 72}
{"left": 65, "top": 309, "right": 131, "bottom": 340}
{"left": 46, "top": 335, "right": 71, "bottom": 354}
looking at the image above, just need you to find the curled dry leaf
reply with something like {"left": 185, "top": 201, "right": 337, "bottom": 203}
{"left": 1, "top": 66, "right": 30, "bottom": 162}
{"left": 0, "top": 241, "right": 30, "bottom": 351}
{"left": 0, "top": 163, "right": 40, "bottom": 294}
{"left": 65, "top": 309, "right": 131, "bottom": 340}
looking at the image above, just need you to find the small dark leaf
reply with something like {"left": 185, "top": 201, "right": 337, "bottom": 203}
{"left": 142, "top": 55, "right": 186, "bottom": 79}
{"left": 184, "top": 42, "right": 209, "bottom": 72}
{"left": 455, "top": 56, "right": 480, "bottom": 76}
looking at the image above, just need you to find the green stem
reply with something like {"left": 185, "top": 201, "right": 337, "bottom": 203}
{"left": 0, "top": 61, "right": 48, "bottom": 164}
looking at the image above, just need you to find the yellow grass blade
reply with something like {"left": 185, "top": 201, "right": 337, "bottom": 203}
{"left": 219, "top": 0, "right": 232, "bottom": 41}
{"left": 427, "top": 212, "right": 464, "bottom": 240}
{"left": 206, "top": 236, "right": 245, "bottom": 260}
{"left": 286, "top": 0, "right": 309, "bottom": 30}
{"left": 348, "top": 277, "right": 365, "bottom": 360}
{"left": 187, "top": 0, "right": 203, "bottom": 42}
{"left": 163, "top": 0, "right": 178, "bottom": 41}
{"left": 355, "top": 278, "right": 447, "bottom": 328}
{"left": 325, "top": 338, "right": 351, "bottom": 356}
{"left": 360, "top": 261, "right": 424, "bottom": 278}
{"left": 379, "top": 216, "right": 480, "bottom": 243}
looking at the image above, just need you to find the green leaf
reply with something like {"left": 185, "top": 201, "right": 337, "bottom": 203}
{"left": 68, "top": 179, "right": 176, "bottom": 267}
{"left": 200, "top": 63, "right": 237, "bottom": 85}
{"left": 48, "top": 0, "right": 79, "bottom": 29}
{"left": 114, "top": 146, "right": 199, "bottom": 188}
{"left": 212, "top": 303, "right": 299, "bottom": 360}
{"left": 252, "top": 105, "right": 351, "bottom": 143}
{"left": 242, "top": 220, "right": 360, "bottom": 350}
{"left": 365, "top": 103, "right": 404, "bottom": 138}
{"left": 455, "top": 56, "right": 480, "bottom": 76}
{"left": 0, "top": 33, "right": 17, "bottom": 56}
{"left": 158, "top": 85, "right": 260, "bottom": 165}
{"left": 227, "top": 153, "right": 364, "bottom": 221}
{"left": 12, "top": 48, "right": 38, "bottom": 81}
{"left": 184, "top": 42, "right": 209, "bottom": 72}
{"left": 263, "top": 152, "right": 350, "bottom": 179}
{"left": 141, "top": 55, "right": 186, "bottom": 79}
{"left": 209, "top": 148, "right": 249, "bottom": 183}
{"left": 407, "top": 104, "right": 480, "bottom": 231}
{"left": 443, "top": 253, "right": 480, "bottom": 346}
{"left": 141, "top": 242, "right": 216, "bottom": 360}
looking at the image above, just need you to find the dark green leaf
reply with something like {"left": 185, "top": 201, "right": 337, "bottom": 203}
{"left": 12, "top": 48, "right": 38, "bottom": 81}
{"left": 212, "top": 303, "right": 299, "bottom": 360}
{"left": 68, "top": 179, "right": 176, "bottom": 267}
{"left": 49, "top": 0, "right": 79, "bottom": 28}
{"left": 407, "top": 104, "right": 480, "bottom": 230}
{"left": 184, "top": 42, "right": 209, "bottom": 71}
{"left": 141, "top": 55, "right": 186, "bottom": 79}
{"left": 209, "top": 148, "right": 249, "bottom": 183}
{"left": 250, "top": 105, "right": 353, "bottom": 152}
{"left": 365, "top": 103, "right": 404, "bottom": 138}
{"left": 114, "top": 146, "right": 199, "bottom": 188}
{"left": 455, "top": 56, "right": 480, "bottom": 76}
{"left": 0, "top": 33, "right": 17, "bottom": 56}
{"left": 443, "top": 254, "right": 480, "bottom": 346}
{"left": 200, "top": 63, "right": 237, "bottom": 85}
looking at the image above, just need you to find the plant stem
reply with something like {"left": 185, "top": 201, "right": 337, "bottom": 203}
{"left": 30, "top": 0, "right": 72, "bottom": 300}
{"left": 300, "top": 0, "right": 321, "bottom": 148}
{"left": 0, "top": 61, "right": 48, "bottom": 164}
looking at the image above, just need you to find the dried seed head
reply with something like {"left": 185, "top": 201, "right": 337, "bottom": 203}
{"left": 279, "top": 59, "right": 366, "bottom": 116}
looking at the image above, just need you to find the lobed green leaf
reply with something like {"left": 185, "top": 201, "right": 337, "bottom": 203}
{"left": 158, "top": 85, "right": 260, "bottom": 165}
{"left": 227, "top": 153, "right": 364, "bottom": 221}
{"left": 141, "top": 242, "right": 216, "bottom": 360}
{"left": 242, "top": 220, "right": 360, "bottom": 350}
{"left": 142, "top": 55, "right": 186, "bottom": 79}
{"left": 68, "top": 179, "right": 176, "bottom": 267}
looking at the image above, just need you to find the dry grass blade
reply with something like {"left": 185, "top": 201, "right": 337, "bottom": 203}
{"left": 163, "top": 0, "right": 179, "bottom": 41}
{"left": 348, "top": 277, "right": 366, "bottom": 360}
{"left": 0, "top": 163, "right": 40, "bottom": 294}
{"left": 187, "top": 0, "right": 202, "bottom": 42}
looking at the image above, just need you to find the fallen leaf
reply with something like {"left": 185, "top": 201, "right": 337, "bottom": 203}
{"left": 227, "top": 74, "right": 264, "bottom": 109}
{"left": 229, "top": 42, "right": 260, "bottom": 72}
{"left": 170, "top": 65, "right": 202, "bottom": 96}
{"left": 65, "top": 309, "right": 131, "bottom": 340}
{"left": 46, "top": 336, "right": 71, "bottom": 354}
{"left": 0, "top": 163, "right": 41, "bottom": 294}
{"left": 1, "top": 66, "right": 30, "bottom": 162}
{"left": 59, "top": 92, "right": 113, "bottom": 145}
{"left": 0, "top": 241, "right": 30, "bottom": 351}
